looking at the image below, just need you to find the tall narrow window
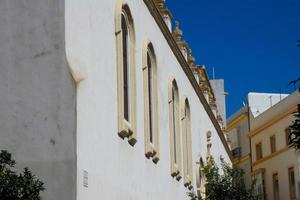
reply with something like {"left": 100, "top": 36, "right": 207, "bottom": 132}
{"left": 143, "top": 42, "right": 159, "bottom": 163}
{"left": 270, "top": 135, "right": 276, "bottom": 154}
{"left": 256, "top": 142, "right": 263, "bottom": 160}
{"left": 182, "top": 97, "right": 193, "bottom": 188}
{"left": 147, "top": 52, "right": 154, "bottom": 144}
{"left": 272, "top": 173, "right": 280, "bottom": 200}
{"left": 172, "top": 87, "right": 177, "bottom": 163}
{"left": 253, "top": 169, "right": 266, "bottom": 200}
{"left": 288, "top": 167, "right": 296, "bottom": 200}
{"left": 121, "top": 13, "right": 130, "bottom": 122}
{"left": 115, "top": 2, "right": 137, "bottom": 145}
{"left": 196, "top": 158, "right": 206, "bottom": 198}
{"left": 168, "top": 78, "right": 181, "bottom": 180}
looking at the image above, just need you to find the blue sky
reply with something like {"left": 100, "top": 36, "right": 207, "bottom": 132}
{"left": 165, "top": 0, "right": 300, "bottom": 117}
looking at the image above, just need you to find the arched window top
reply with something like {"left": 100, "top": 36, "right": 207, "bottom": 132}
{"left": 121, "top": 5, "right": 134, "bottom": 32}
{"left": 143, "top": 41, "right": 157, "bottom": 71}
{"left": 206, "top": 131, "right": 212, "bottom": 139}
{"left": 181, "top": 97, "right": 190, "bottom": 118}
{"left": 168, "top": 77, "right": 179, "bottom": 103}
{"left": 115, "top": 2, "right": 136, "bottom": 55}
{"left": 147, "top": 43, "right": 156, "bottom": 60}
{"left": 115, "top": 1, "right": 135, "bottom": 35}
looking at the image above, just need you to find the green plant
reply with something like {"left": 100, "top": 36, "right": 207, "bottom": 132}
{"left": 0, "top": 150, "right": 45, "bottom": 200}
{"left": 289, "top": 104, "right": 300, "bottom": 150}
{"left": 188, "top": 158, "right": 257, "bottom": 200}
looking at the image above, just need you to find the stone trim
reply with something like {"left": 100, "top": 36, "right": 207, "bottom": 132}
{"left": 115, "top": 0, "right": 137, "bottom": 146}
{"left": 181, "top": 96, "right": 193, "bottom": 189}
{"left": 143, "top": 0, "right": 232, "bottom": 160}
{"left": 143, "top": 40, "right": 160, "bottom": 163}
{"left": 168, "top": 77, "right": 182, "bottom": 180}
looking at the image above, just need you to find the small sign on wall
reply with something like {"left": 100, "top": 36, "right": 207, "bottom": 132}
{"left": 83, "top": 170, "right": 88, "bottom": 188}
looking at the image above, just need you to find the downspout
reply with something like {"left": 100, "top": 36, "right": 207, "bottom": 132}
{"left": 247, "top": 103, "right": 253, "bottom": 174}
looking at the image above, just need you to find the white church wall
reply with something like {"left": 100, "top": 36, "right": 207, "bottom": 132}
{"left": 66, "top": 0, "right": 231, "bottom": 199}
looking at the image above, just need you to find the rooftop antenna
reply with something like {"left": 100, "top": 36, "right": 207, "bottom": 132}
{"left": 269, "top": 95, "right": 273, "bottom": 107}
{"left": 279, "top": 88, "right": 282, "bottom": 101}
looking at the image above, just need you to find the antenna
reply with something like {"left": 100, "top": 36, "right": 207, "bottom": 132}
{"left": 269, "top": 95, "right": 273, "bottom": 107}
{"left": 212, "top": 67, "right": 215, "bottom": 80}
{"left": 279, "top": 88, "right": 282, "bottom": 101}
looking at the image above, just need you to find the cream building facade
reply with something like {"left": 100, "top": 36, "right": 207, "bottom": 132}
{"left": 0, "top": 0, "right": 231, "bottom": 199}
{"left": 227, "top": 91, "right": 300, "bottom": 200}
{"left": 226, "top": 106, "right": 252, "bottom": 190}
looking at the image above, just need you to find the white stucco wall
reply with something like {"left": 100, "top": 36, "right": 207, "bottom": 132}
{"left": 248, "top": 92, "right": 288, "bottom": 118}
{"left": 65, "top": 0, "right": 231, "bottom": 199}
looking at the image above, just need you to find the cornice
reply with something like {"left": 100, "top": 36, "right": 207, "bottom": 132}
{"left": 248, "top": 105, "right": 297, "bottom": 138}
{"left": 225, "top": 113, "right": 247, "bottom": 131}
{"left": 233, "top": 154, "right": 250, "bottom": 166}
{"left": 252, "top": 147, "right": 290, "bottom": 167}
{"left": 143, "top": 0, "right": 232, "bottom": 161}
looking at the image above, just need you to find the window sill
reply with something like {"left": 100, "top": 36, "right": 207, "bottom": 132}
{"left": 118, "top": 120, "right": 136, "bottom": 146}
{"left": 171, "top": 164, "right": 181, "bottom": 181}
{"left": 145, "top": 143, "right": 159, "bottom": 164}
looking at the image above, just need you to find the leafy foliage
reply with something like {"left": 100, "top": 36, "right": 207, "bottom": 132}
{"left": 289, "top": 104, "right": 300, "bottom": 150}
{"left": 188, "top": 158, "right": 257, "bottom": 200}
{"left": 0, "top": 150, "right": 45, "bottom": 200}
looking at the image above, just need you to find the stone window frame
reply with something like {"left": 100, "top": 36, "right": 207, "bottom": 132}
{"left": 272, "top": 171, "right": 280, "bottom": 200}
{"left": 255, "top": 141, "right": 263, "bottom": 161}
{"left": 115, "top": 0, "right": 137, "bottom": 146}
{"left": 196, "top": 158, "right": 206, "bottom": 198}
{"left": 168, "top": 77, "right": 182, "bottom": 180}
{"left": 143, "top": 40, "right": 159, "bottom": 164}
{"left": 181, "top": 96, "right": 193, "bottom": 189}
{"left": 270, "top": 135, "right": 276, "bottom": 154}
{"left": 288, "top": 166, "right": 296, "bottom": 200}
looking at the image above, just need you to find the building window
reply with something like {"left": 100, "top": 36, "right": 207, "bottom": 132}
{"left": 286, "top": 128, "right": 291, "bottom": 146}
{"left": 256, "top": 142, "right": 263, "bottom": 160}
{"left": 143, "top": 42, "right": 159, "bottom": 163}
{"left": 196, "top": 158, "right": 206, "bottom": 198}
{"left": 270, "top": 135, "right": 276, "bottom": 154}
{"left": 182, "top": 97, "right": 193, "bottom": 189}
{"left": 288, "top": 167, "right": 296, "bottom": 200}
{"left": 169, "top": 78, "right": 181, "bottom": 180}
{"left": 253, "top": 169, "right": 266, "bottom": 200}
{"left": 272, "top": 173, "right": 280, "bottom": 200}
{"left": 121, "top": 13, "right": 130, "bottom": 122}
{"left": 115, "top": 2, "right": 137, "bottom": 146}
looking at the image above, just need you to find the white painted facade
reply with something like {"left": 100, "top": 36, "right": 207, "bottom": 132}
{"left": 248, "top": 92, "right": 289, "bottom": 118}
{"left": 65, "top": 0, "right": 231, "bottom": 199}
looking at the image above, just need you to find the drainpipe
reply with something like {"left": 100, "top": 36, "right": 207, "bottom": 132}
{"left": 247, "top": 103, "right": 253, "bottom": 176}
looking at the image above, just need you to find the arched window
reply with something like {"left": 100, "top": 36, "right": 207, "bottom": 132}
{"left": 115, "top": 1, "right": 137, "bottom": 146}
{"left": 182, "top": 97, "right": 193, "bottom": 188}
{"left": 143, "top": 42, "right": 159, "bottom": 163}
{"left": 169, "top": 78, "right": 181, "bottom": 180}
{"left": 196, "top": 158, "right": 206, "bottom": 198}
{"left": 121, "top": 12, "right": 130, "bottom": 122}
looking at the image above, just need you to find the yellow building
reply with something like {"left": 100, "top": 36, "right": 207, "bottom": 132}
{"left": 226, "top": 105, "right": 252, "bottom": 190}
{"left": 227, "top": 91, "right": 300, "bottom": 200}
